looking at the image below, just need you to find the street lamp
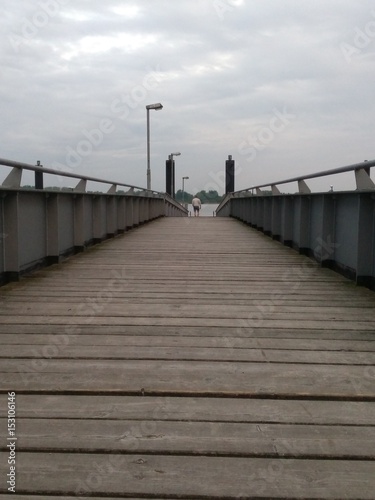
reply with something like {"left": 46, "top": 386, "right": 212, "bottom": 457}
{"left": 169, "top": 152, "right": 181, "bottom": 198}
{"left": 182, "top": 176, "right": 189, "bottom": 203}
{"left": 146, "top": 102, "right": 163, "bottom": 190}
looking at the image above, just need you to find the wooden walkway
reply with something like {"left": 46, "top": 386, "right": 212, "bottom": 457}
{"left": 1, "top": 216, "right": 375, "bottom": 499}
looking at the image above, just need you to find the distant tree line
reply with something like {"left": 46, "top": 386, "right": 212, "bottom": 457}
{"left": 175, "top": 189, "right": 224, "bottom": 204}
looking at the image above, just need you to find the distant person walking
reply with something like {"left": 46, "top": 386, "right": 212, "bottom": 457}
{"left": 192, "top": 196, "right": 202, "bottom": 217}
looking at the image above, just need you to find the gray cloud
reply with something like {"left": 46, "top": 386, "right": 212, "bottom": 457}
{"left": 1, "top": 0, "right": 375, "bottom": 193}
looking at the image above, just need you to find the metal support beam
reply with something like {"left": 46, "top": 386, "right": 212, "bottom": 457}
{"left": 355, "top": 168, "right": 375, "bottom": 190}
{"left": 2, "top": 193, "right": 20, "bottom": 279}
{"left": 281, "top": 197, "right": 294, "bottom": 246}
{"left": 294, "top": 196, "right": 311, "bottom": 254}
{"left": 298, "top": 179, "right": 311, "bottom": 194}
{"left": 73, "top": 195, "right": 85, "bottom": 251}
{"left": 46, "top": 194, "right": 60, "bottom": 260}
{"left": 356, "top": 194, "right": 375, "bottom": 287}
{"left": 106, "top": 197, "right": 117, "bottom": 236}
{"left": 74, "top": 179, "right": 87, "bottom": 192}
{"left": 107, "top": 184, "right": 117, "bottom": 194}
{"left": 2, "top": 168, "right": 22, "bottom": 188}
{"left": 93, "top": 197, "right": 106, "bottom": 242}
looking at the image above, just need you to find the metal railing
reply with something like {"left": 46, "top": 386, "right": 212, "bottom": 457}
{"left": 0, "top": 157, "right": 162, "bottom": 195}
{"left": 0, "top": 158, "right": 187, "bottom": 285}
{"left": 216, "top": 159, "right": 375, "bottom": 290}
{"left": 217, "top": 159, "right": 375, "bottom": 213}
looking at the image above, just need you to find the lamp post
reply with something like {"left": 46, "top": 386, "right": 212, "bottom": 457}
{"left": 146, "top": 102, "right": 163, "bottom": 190}
{"left": 182, "top": 176, "right": 189, "bottom": 204}
{"left": 169, "top": 152, "right": 181, "bottom": 198}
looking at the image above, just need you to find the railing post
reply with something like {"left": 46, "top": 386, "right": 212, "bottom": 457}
{"left": 146, "top": 197, "right": 151, "bottom": 221}
{"left": 74, "top": 195, "right": 85, "bottom": 252}
{"left": 106, "top": 196, "right": 117, "bottom": 237}
{"left": 139, "top": 197, "right": 146, "bottom": 224}
{"left": 117, "top": 196, "right": 126, "bottom": 232}
{"left": 133, "top": 198, "right": 140, "bottom": 226}
{"left": 256, "top": 197, "right": 264, "bottom": 230}
{"left": 294, "top": 196, "right": 311, "bottom": 254}
{"left": 356, "top": 193, "right": 375, "bottom": 288}
{"left": 93, "top": 196, "right": 105, "bottom": 243}
{"left": 271, "top": 197, "right": 282, "bottom": 240}
{"left": 263, "top": 196, "right": 273, "bottom": 236}
{"left": 2, "top": 193, "right": 20, "bottom": 281}
{"left": 46, "top": 193, "right": 60, "bottom": 263}
{"left": 158, "top": 198, "right": 164, "bottom": 218}
{"left": 281, "top": 196, "right": 294, "bottom": 247}
{"left": 125, "top": 196, "right": 134, "bottom": 229}
{"left": 320, "top": 195, "right": 336, "bottom": 266}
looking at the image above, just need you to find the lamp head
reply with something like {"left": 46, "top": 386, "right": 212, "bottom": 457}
{"left": 171, "top": 152, "right": 181, "bottom": 156}
{"left": 146, "top": 103, "right": 163, "bottom": 110}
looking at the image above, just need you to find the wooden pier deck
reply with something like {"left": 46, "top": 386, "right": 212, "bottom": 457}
{"left": 1, "top": 216, "right": 375, "bottom": 499}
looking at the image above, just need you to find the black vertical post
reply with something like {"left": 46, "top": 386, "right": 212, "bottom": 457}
{"left": 225, "top": 155, "right": 235, "bottom": 194}
{"left": 35, "top": 160, "right": 43, "bottom": 190}
{"left": 172, "top": 159, "right": 175, "bottom": 198}
{"left": 166, "top": 157, "right": 175, "bottom": 198}
{"left": 166, "top": 158, "right": 172, "bottom": 196}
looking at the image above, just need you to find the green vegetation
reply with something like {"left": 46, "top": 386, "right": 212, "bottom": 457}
{"left": 175, "top": 189, "right": 224, "bottom": 204}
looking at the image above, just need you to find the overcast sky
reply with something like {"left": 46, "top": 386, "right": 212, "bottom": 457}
{"left": 1, "top": 0, "right": 375, "bottom": 194}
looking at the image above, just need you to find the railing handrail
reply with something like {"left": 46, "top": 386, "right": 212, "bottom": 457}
{"left": 235, "top": 159, "right": 375, "bottom": 194}
{"left": 0, "top": 157, "right": 162, "bottom": 195}
{"left": 216, "top": 158, "right": 375, "bottom": 213}
{"left": 164, "top": 193, "right": 189, "bottom": 213}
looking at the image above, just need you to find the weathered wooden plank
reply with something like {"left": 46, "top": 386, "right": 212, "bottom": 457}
{"left": 1, "top": 277, "right": 356, "bottom": 287}
{"left": 3, "top": 301, "right": 375, "bottom": 320}
{"left": 0, "top": 324, "right": 374, "bottom": 339}
{"left": 1, "top": 315, "right": 374, "bottom": 330}
{"left": 3, "top": 283, "right": 368, "bottom": 295}
{"left": 0, "top": 334, "right": 374, "bottom": 351}
{"left": 1, "top": 418, "right": 374, "bottom": 458}
{"left": 1, "top": 452, "right": 374, "bottom": 498}
{"left": 0, "top": 288, "right": 374, "bottom": 309}
{"left": 1, "top": 395, "right": 375, "bottom": 425}
{"left": 1, "top": 359, "right": 374, "bottom": 397}
{"left": 1, "top": 345, "right": 375, "bottom": 365}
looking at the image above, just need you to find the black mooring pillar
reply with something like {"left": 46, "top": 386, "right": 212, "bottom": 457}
{"left": 35, "top": 161, "right": 43, "bottom": 190}
{"left": 225, "top": 155, "right": 235, "bottom": 194}
{"left": 166, "top": 158, "right": 175, "bottom": 197}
